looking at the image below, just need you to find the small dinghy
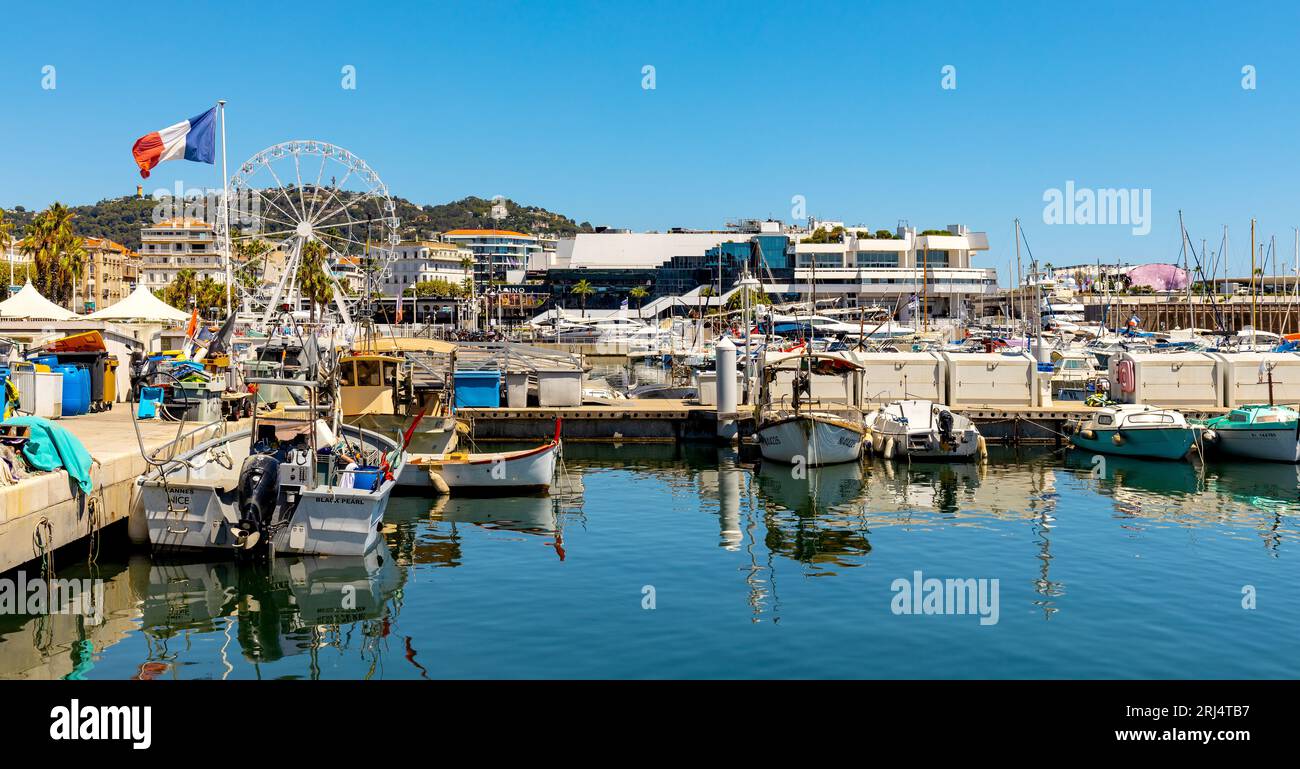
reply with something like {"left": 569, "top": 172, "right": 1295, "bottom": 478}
{"left": 865, "top": 399, "right": 985, "bottom": 461}
{"left": 405, "top": 419, "right": 561, "bottom": 494}
{"left": 139, "top": 378, "right": 402, "bottom": 556}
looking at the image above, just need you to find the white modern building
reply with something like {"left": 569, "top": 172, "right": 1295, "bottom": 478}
{"left": 549, "top": 220, "right": 996, "bottom": 318}
{"left": 443, "top": 229, "right": 540, "bottom": 284}
{"left": 785, "top": 223, "right": 997, "bottom": 316}
{"left": 379, "top": 240, "right": 473, "bottom": 298}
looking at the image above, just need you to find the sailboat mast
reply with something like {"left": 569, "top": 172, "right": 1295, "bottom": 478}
{"left": 1251, "top": 217, "right": 1257, "bottom": 346}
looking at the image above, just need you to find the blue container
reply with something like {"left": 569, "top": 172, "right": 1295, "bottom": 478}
{"left": 454, "top": 370, "right": 502, "bottom": 408}
{"left": 352, "top": 466, "right": 381, "bottom": 491}
{"left": 30, "top": 355, "right": 59, "bottom": 369}
{"left": 55, "top": 364, "right": 90, "bottom": 416}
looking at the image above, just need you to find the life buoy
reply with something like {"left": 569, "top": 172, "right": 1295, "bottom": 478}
{"left": 1116, "top": 360, "right": 1136, "bottom": 394}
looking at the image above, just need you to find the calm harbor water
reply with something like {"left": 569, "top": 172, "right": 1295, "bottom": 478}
{"left": 2, "top": 445, "right": 1298, "bottom": 679}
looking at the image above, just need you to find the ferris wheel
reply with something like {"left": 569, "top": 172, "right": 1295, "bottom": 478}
{"left": 217, "top": 140, "right": 400, "bottom": 325}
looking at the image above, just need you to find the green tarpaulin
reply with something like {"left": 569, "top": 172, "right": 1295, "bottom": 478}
{"left": 2, "top": 416, "right": 94, "bottom": 494}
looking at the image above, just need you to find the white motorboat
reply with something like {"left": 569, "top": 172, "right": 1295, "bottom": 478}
{"left": 139, "top": 378, "right": 402, "bottom": 557}
{"left": 866, "top": 399, "right": 985, "bottom": 461}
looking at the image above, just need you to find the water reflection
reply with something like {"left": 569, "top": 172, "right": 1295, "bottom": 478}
{"left": 139, "top": 549, "right": 401, "bottom": 678}
{"left": 2, "top": 444, "right": 1299, "bottom": 679}
{"left": 1062, "top": 450, "right": 1300, "bottom": 552}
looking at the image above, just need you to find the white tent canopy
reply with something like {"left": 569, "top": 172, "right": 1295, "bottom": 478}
{"left": 88, "top": 283, "right": 191, "bottom": 323}
{"left": 0, "top": 281, "right": 79, "bottom": 320}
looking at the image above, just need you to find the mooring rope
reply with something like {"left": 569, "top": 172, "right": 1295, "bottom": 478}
{"left": 32, "top": 516, "right": 55, "bottom": 582}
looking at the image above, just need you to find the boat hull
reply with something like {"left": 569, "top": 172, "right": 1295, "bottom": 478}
{"left": 756, "top": 415, "right": 864, "bottom": 466}
{"left": 140, "top": 426, "right": 398, "bottom": 556}
{"left": 1211, "top": 425, "right": 1300, "bottom": 463}
{"left": 408, "top": 441, "right": 559, "bottom": 494}
{"left": 345, "top": 412, "right": 458, "bottom": 455}
{"left": 1069, "top": 427, "right": 1195, "bottom": 460}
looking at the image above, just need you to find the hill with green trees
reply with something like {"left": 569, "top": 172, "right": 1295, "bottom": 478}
{"left": 0, "top": 194, "right": 595, "bottom": 250}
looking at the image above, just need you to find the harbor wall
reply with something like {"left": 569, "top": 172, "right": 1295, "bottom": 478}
{"left": 0, "top": 415, "right": 241, "bottom": 574}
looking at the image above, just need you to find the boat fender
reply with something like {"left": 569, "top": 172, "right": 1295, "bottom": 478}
{"left": 428, "top": 469, "right": 451, "bottom": 494}
{"left": 883, "top": 437, "right": 895, "bottom": 460}
{"left": 1080, "top": 429, "right": 1096, "bottom": 441}
{"left": 237, "top": 454, "right": 281, "bottom": 534}
{"left": 976, "top": 434, "right": 988, "bottom": 461}
{"left": 1111, "top": 432, "right": 1126, "bottom": 446}
{"left": 1201, "top": 429, "right": 1218, "bottom": 443}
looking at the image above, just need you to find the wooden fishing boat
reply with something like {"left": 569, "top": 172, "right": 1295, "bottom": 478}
{"left": 406, "top": 420, "right": 561, "bottom": 494}
{"left": 338, "top": 352, "right": 460, "bottom": 456}
{"left": 755, "top": 351, "right": 865, "bottom": 467}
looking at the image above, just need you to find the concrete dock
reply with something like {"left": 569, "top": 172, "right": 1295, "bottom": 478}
{"left": 460, "top": 398, "right": 719, "bottom": 441}
{"left": 460, "top": 399, "right": 1229, "bottom": 445}
{"left": 0, "top": 410, "right": 241, "bottom": 574}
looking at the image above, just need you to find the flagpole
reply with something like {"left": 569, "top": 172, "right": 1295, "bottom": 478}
{"left": 218, "top": 99, "right": 233, "bottom": 317}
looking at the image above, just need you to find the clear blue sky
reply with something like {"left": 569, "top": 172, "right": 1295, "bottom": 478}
{"left": 2, "top": 0, "right": 1298, "bottom": 284}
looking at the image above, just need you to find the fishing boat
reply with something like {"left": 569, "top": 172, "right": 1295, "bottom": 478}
{"left": 1066, "top": 403, "right": 1196, "bottom": 460}
{"left": 754, "top": 351, "right": 866, "bottom": 466}
{"left": 338, "top": 348, "right": 460, "bottom": 456}
{"left": 407, "top": 419, "right": 562, "bottom": 494}
{"left": 1201, "top": 404, "right": 1300, "bottom": 462}
{"left": 865, "top": 399, "right": 985, "bottom": 461}
{"left": 139, "top": 378, "right": 402, "bottom": 556}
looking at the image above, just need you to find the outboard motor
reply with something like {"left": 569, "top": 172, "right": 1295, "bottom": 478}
{"left": 937, "top": 408, "right": 956, "bottom": 444}
{"left": 233, "top": 454, "right": 280, "bottom": 551}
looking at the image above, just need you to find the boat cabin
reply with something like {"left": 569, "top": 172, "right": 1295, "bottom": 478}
{"left": 339, "top": 354, "right": 403, "bottom": 417}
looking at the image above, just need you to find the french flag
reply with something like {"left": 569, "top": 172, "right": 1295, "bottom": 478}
{"left": 131, "top": 106, "right": 217, "bottom": 179}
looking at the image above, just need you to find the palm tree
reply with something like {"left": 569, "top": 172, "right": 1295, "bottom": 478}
{"left": 233, "top": 237, "right": 272, "bottom": 296}
{"left": 570, "top": 279, "right": 596, "bottom": 318}
{"left": 629, "top": 285, "right": 649, "bottom": 317}
{"left": 296, "top": 239, "right": 335, "bottom": 322}
{"left": 724, "top": 285, "right": 768, "bottom": 311}
{"left": 20, "top": 203, "right": 85, "bottom": 308}
{"left": 160, "top": 269, "right": 200, "bottom": 310}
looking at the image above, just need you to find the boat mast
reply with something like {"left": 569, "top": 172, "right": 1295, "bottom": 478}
{"left": 1179, "top": 210, "right": 1194, "bottom": 330}
{"left": 1251, "top": 217, "right": 1257, "bottom": 347}
{"left": 1014, "top": 219, "right": 1022, "bottom": 341}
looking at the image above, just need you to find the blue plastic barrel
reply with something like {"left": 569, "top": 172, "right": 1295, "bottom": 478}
{"left": 55, "top": 364, "right": 90, "bottom": 416}
{"left": 352, "top": 466, "right": 381, "bottom": 491}
{"left": 31, "top": 354, "right": 59, "bottom": 369}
